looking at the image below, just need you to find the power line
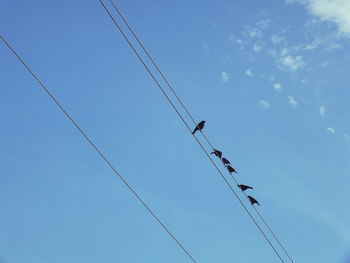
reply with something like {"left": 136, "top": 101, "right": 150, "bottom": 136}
{"left": 106, "top": 1, "right": 295, "bottom": 262}
{"left": 254, "top": 207, "right": 295, "bottom": 263}
{"left": 98, "top": 1, "right": 286, "bottom": 262}
{"left": 0, "top": 34, "right": 198, "bottom": 263}
{"left": 106, "top": 0, "right": 215, "bottom": 150}
{"left": 228, "top": 174, "right": 295, "bottom": 263}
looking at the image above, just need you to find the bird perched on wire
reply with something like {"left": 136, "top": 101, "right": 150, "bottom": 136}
{"left": 248, "top": 195, "right": 260, "bottom": 206}
{"left": 237, "top": 184, "right": 253, "bottom": 191}
{"left": 221, "top": 157, "right": 230, "bottom": 166}
{"left": 210, "top": 149, "right": 222, "bottom": 158}
{"left": 226, "top": 165, "right": 237, "bottom": 174}
{"left": 192, "top": 120, "right": 206, "bottom": 134}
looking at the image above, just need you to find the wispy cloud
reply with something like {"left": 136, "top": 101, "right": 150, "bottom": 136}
{"left": 229, "top": 34, "right": 245, "bottom": 49}
{"left": 320, "top": 106, "right": 326, "bottom": 116}
{"left": 324, "top": 43, "right": 343, "bottom": 51}
{"left": 345, "top": 134, "right": 350, "bottom": 141}
{"left": 253, "top": 43, "right": 263, "bottom": 52}
{"left": 301, "top": 33, "right": 344, "bottom": 52}
{"left": 200, "top": 42, "right": 211, "bottom": 55}
{"left": 288, "top": 95, "right": 299, "bottom": 107}
{"left": 271, "top": 34, "right": 286, "bottom": 44}
{"left": 245, "top": 68, "right": 253, "bottom": 77}
{"left": 221, "top": 71, "right": 230, "bottom": 82}
{"left": 258, "top": 100, "right": 271, "bottom": 109}
{"left": 244, "top": 19, "right": 271, "bottom": 39}
{"left": 256, "top": 18, "right": 271, "bottom": 29}
{"left": 280, "top": 48, "right": 290, "bottom": 56}
{"left": 288, "top": 0, "right": 350, "bottom": 37}
{"left": 279, "top": 55, "right": 306, "bottom": 71}
{"left": 326, "top": 127, "right": 336, "bottom": 133}
{"left": 302, "top": 35, "right": 327, "bottom": 50}
{"left": 273, "top": 83, "right": 282, "bottom": 91}
{"left": 246, "top": 27, "right": 263, "bottom": 38}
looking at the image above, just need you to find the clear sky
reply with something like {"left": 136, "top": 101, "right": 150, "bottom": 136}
{"left": 1, "top": 0, "right": 350, "bottom": 262}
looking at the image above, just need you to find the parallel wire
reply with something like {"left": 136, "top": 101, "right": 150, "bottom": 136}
{"left": 107, "top": 0, "right": 215, "bottom": 150}
{"left": 107, "top": 1, "right": 295, "bottom": 262}
{"left": 253, "top": 207, "right": 295, "bottom": 263}
{"left": 0, "top": 34, "right": 198, "bottom": 263}
{"left": 228, "top": 174, "right": 295, "bottom": 263}
{"left": 98, "top": 1, "right": 285, "bottom": 262}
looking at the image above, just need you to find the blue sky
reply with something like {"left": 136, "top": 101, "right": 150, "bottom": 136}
{"left": 1, "top": 0, "right": 350, "bottom": 262}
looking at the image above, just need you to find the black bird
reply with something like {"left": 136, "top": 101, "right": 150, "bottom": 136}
{"left": 226, "top": 165, "right": 237, "bottom": 174}
{"left": 192, "top": 120, "right": 206, "bottom": 134}
{"left": 248, "top": 195, "right": 260, "bottom": 206}
{"left": 210, "top": 149, "right": 222, "bottom": 158}
{"left": 221, "top": 157, "right": 230, "bottom": 166}
{"left": 237, "top": 184, "right": 253, "bottom": 191}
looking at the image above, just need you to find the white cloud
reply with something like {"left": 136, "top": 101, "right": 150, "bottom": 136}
{"left": 303, "top": 37, "right": 325, "bottom": 50}
{"left": 271, "top": 34, "right": 286, "bottom": 44}
{"left": 324, "top": 43, "right": 343, "bottom": 51}
{"left": 200, "top": 42, "right": 211, "bottom": 55}
{"left": 273, "top": 83, "right": 282, "bottom": 91}
{"left": 288, "top": 95, "right": 298, "bottom": 107}
{"left": 256, "top": 19, "right": 271, "bottom": 29}
{"left": 288, "top": 0, "right": 350, "bottom": 37}
{"left": 279, "top": 55, "right": 306, "bottom": 71}
{"left": 320, "top": 106, "right": 326, "bottom": 116}
{"left": 258, "top": 100, "right": 271, "bottom": 109}
{"left": 244, "top": 19, "right": 270, "bottom": 39}
{"left": 280, "top": 48, "right": 290, "bottom": 56}
{"left": 345, "top": 134, "right": 350, "bottom": 141}
{"left": 302, "top": 35, "right": 343, "bottom": 51}
{"left": 229, "top": 34, "right": 245, "bottom": 49}
{"left": 267, "top": 48, "right": 278, "bottom": 58}
{"left": 253, "top": 43, "right": 263, "bottom": 52}
{"left": 245, "top": 68, "right": 253, "bottom": 77}
{"left": 246, "top": 27, "right": 263, "bottom": 38}
{"left": 326, "top": 127, "right": 335, "bottom": 133}
{"left": 221, "top": 71, "right": 230, "bottom": 82}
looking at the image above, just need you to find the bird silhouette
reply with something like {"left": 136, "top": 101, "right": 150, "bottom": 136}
{"left": 221, "top": 157, "right": 230, "bottom": 166}
{"left": 210, "top": 149, "right": 222, "bottom": 158}
{"left": 237, "top": 184, "right": 253, "bottom": 191}
{"left": 226, "top": 165, "right": 237, "bottom": 174}
{"left": 192, "top": 120, "right": 206, "bottom": 134}
{"left": 248, "top": 195, "right": 260, "bottom": 206}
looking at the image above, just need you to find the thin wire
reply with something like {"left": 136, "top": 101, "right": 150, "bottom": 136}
{"left": 229, "top": 173, "right": 295, "bottom": 263}
{"left": 253, "top": 207, "right": 295, "bottom": 263}
{"left": 107, "top": 0, "right": 215, "bottom": 150}
{"left": 107, "top": 1, "right": 295, "bottom": 262}
{"left": 98, "top": 1, "right": 285, "bottom": 262}
{"left": 0, "top": 34, "right": 198, "bottom": 263}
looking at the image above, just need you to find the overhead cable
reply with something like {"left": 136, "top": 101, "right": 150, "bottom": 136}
{"left": 98, "top": 1, "right": 285, "bottom": 262}
{"left": 0, "top": 34, "right": 198, "bottom": 263}
{"left": 106, "top": 2, "right": 295, "bottom": 262}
